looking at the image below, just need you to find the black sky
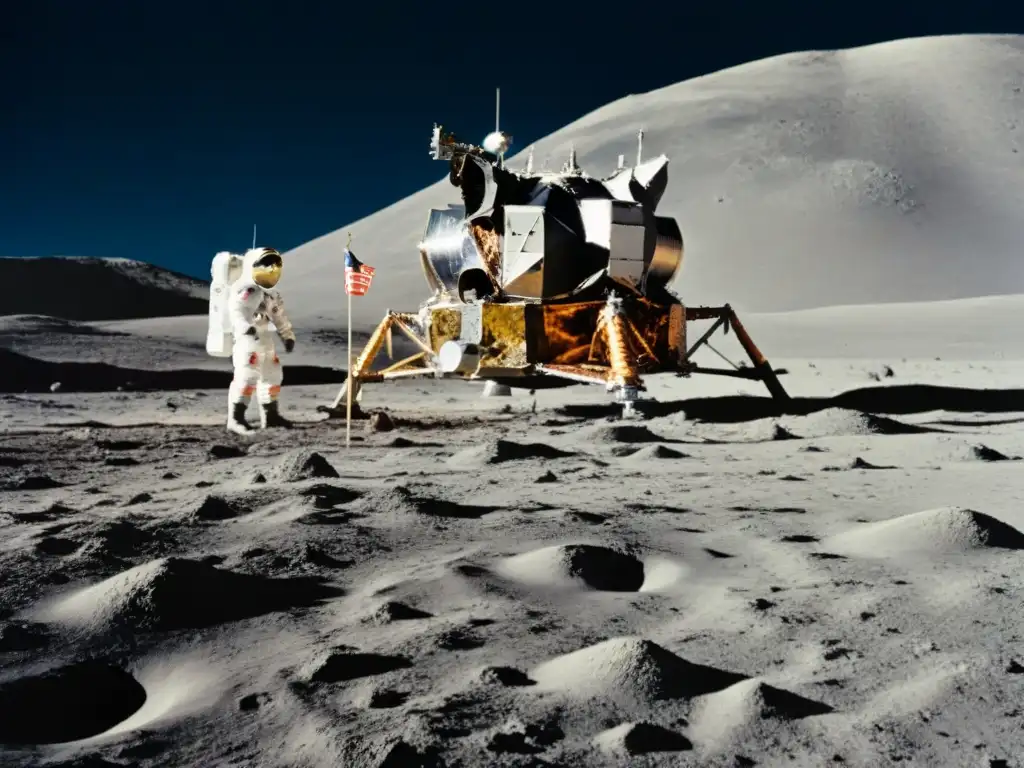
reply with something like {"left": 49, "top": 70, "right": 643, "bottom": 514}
{"left": 1, "top": 1, "right": 1020, "bottom": 278}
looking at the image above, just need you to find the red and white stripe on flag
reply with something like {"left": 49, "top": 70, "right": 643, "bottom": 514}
{"left": 345, "top": 264, "right": 375, "bottom": 296}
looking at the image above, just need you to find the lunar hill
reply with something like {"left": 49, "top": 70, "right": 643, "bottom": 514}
{"left": 282, "top": 34, "right": 1024, "bottom": 329}
{"left": 0, "top": 257, "right": 207, "bottom": 321}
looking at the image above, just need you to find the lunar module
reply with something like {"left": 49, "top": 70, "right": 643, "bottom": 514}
{"left": 324, "top": 116, "right": 788, "bottom": 416}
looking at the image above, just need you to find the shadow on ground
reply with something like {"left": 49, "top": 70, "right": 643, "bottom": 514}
{"left": 557, "top": 385, "right": 1024, "bottom": 423}
{"left": 0, "top": 349, "right": 348, "bottom": 393}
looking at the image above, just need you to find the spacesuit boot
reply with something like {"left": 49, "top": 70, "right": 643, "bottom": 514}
{"left": 227, "top": 397, "right": 254, "bottom": 435}
{"left": 260, "top": 400, "right": 294, "bottom": 429}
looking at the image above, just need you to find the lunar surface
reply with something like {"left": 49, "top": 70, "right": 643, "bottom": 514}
{"left": 2, "top": 32, "right": 1024, "bottom": 768}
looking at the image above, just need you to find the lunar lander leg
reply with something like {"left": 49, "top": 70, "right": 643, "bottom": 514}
{"left": 681, "top": 304, "right": 789, "bottom": 401}
{"left": 535, "top": 295, "right": 788, "bottom": 413}
{"left": 317, "top": 310, "right": 439, "bottom": 419}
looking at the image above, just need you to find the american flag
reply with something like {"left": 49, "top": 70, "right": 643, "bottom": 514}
{"left": 344, "top": 248, "right": 375, "bottom": 296}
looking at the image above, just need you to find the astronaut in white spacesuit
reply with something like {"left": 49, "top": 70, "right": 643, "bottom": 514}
{"left": 226, "top": 246, "right": 297, "bottom": 435}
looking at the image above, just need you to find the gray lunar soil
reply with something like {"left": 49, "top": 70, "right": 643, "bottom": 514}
{"left": 2, "top": 363, "right": 1023, "bottom": 768}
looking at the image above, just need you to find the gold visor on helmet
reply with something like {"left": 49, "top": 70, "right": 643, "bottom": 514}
{"left": 251, "top": 248, "right": 283, "bottom": 289}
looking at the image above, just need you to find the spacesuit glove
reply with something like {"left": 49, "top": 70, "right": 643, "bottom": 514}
{"left": 283, "top": 337, "right": 295, "bottom": 353}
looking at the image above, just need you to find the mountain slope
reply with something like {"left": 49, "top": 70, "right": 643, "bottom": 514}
{"left": 280, "top": 34, "right": 1024, "bottom": 331}
{"left": 0, "top": 257, "right": 209, "bottom": 321}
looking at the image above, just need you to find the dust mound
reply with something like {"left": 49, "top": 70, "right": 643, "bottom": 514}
{"left": 825, "top": 507, "right": 1024, "bottom": 557}
{"left": 772, "top": 424, "right": 800, "bottom": 440}
{"left": 621, "top": 444, "right": 690, "bottom": 460}
{"left": 191, "top": 495, "right": 245, "bottom": 521}
{"left": 351, "top": 486, "right": 499, "bottom": 519}
{"left": 349, "top": 487, "right": 419, "bottom": 516}
{"left": 385, "top": 436, "right": 443, "bottom": 448}
{"left": 690, "top": 679, "right": 833, "bottom": 746}
{"left": 584, "top": 424, "right": 675, "bottom": 444}
{"left": 274, "top": 450, "right": 340, "bottom": 481}
{"left": 363, "top": 601, "right": 433, "bottom": 625}
{"left": 301, "top": 483, "right": 361, "bottom": 509}
{"left": 0, "top": 660, "right": 146, "bottom": 745}
{"left": 307, "top": 650, "right": 413, "bottom": 683}
{"left": 367, "top": 411, "right": 395, "bottom": 432}
{"left": 36, "top": 557, "right": 339, "bottom": 632}
{"left": 969, "top": 444, "right": 1015, "bottom": 462}
{"left": 823, "top": 456, "right": 896, "bottom": 471}
{"left": 499, "top": 544, "right": 645, "bottom": 591}
{"left": 530, "top": 637, "right": 746, "bottom": 703}
{"left": 783, "top": 408, "right": 933, "bottom": 438}
{"left": 448, "top": 439, "right": 574, "bottom": 467}
{"left": 593, "top": 721, "right": 693, "bottom": 755}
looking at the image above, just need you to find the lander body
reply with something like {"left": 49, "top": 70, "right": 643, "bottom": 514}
{"left": 325, "top": 106, "right": 788, "bottom": 416}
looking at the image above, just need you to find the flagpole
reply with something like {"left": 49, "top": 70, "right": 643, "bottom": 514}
{"left": 345, "top": 232, "right": 353, "bottom": 449}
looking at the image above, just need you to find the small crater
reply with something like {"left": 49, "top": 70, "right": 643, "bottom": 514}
{"left": 0, "top": 621, "right": 50, "bottom": 652}
{"left": 96, "top": 440, "right": 144, "bottom": 451}
{"left": 238, "top": 692, "right": 270, "bottom": 711}
{"left": 436, "top": 629, "right": 485, "bottom": 651}
{"left": 1, "top": 475, "right": 65, "bottom": 491}
{"left": 308, "top": 651, "right": 413, "bottom": 683}
{"left": 209, "top": 444, "right": 247, "bottom": 459}
{"left": 104, "top": 456, "right": 139, "bottom": 467}
{"left": 34, "top": 536, "right": 81, "bottom": 556}
{"left": 368, "top": 689, "right": 409, "bottom": 708}
{"left": 8, "top": 502, "right": 74, "bottom": 524}
{"left": 488, "top": 720, "right": 564, "bottom": 755}
{"left": 363, "top": 601, "right": 433, "bottom": 625}
{"left": 567, "top": 511, "right": 609, "bottom": 525}
{"left": 0, "top": 661, "right": 146, "bottom": 745}
{"left": 480, "top": 666, "right": 536, "bottom": 687}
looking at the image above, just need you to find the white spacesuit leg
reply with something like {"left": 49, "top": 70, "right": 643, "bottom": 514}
{"left": 255, "top": 342, "right": 292, "bottom": 428}
{"left": 227, "top": 335, "right": 262, "bottom": 434}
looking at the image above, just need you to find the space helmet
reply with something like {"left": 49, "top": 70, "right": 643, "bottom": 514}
{"left": 243, "top": 247, "right": 283, "bottom": 289}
